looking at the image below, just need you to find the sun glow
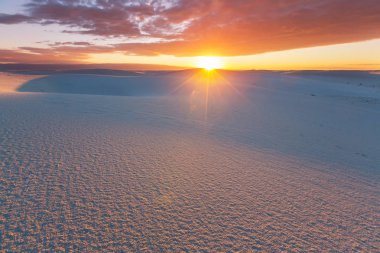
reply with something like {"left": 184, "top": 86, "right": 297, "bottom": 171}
{"left": 196, "top": 57, "right": 223, "bottom": 71}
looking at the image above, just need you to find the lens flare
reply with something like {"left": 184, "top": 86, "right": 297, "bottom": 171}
{"left": 196, "top": 57, "right": 223, "bottom": 71}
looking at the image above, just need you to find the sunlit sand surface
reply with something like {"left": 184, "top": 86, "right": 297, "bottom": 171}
{"left": 0, "top": 72, "right": 43, "bottom": 92}
{"left": 0, "top": 70, "right": 379, "bottom": 251}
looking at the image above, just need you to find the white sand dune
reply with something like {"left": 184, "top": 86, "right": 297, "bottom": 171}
{"left": 17, "top": 71, "right": 194, "bottom": 96}
{"left": 0, "top": 70, "right": 379, "bottom": 251}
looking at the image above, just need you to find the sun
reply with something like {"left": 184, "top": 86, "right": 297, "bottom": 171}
{"left": 196, "top": 57, "right": 223, "bottom": 71}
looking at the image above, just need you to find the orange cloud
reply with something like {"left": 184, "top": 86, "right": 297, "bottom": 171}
{"left": 0, "top": 0, "right": 380, "bottom": 61}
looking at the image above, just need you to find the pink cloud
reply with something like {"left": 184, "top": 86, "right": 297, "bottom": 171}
{"left": 0, "top": 0, "right": 380, "bottom": 60}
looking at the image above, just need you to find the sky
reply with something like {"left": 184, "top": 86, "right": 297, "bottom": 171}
{"left": 0, "top": 0, "right": 380, "bottom": 70}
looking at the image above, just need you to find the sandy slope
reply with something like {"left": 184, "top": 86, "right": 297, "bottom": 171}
{"left": 0, "top": 70, "right": 379, "bottom": 251}
{"left": 0, "top": 72, "right": 43, "bottom": 92}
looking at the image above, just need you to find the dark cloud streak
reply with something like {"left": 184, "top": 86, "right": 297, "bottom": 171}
{"left": 0, "top": 13, "right": 33, "bottom": 24}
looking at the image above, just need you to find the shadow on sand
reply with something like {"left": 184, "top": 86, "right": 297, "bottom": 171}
{"left": 17, "top": 73, "right": 180, "bottom": 96}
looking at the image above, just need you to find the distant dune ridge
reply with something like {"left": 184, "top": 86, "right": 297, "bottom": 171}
{"left": 0, "top": 69, "right": 379, "bottom": 251}
{"left": 6, "top": 66, "right": 380, "bottom": 96}
{"left": 0, "top": 63, "right": 187, "bottom": 74}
